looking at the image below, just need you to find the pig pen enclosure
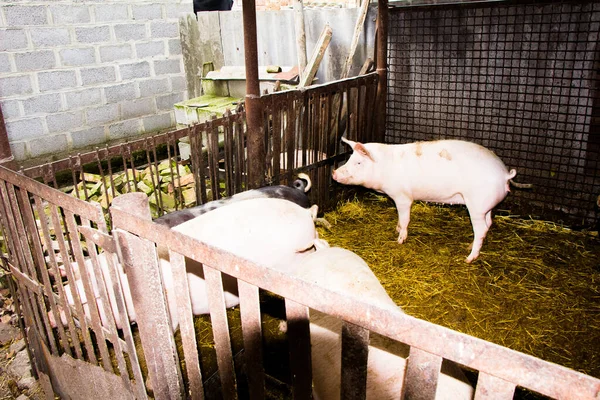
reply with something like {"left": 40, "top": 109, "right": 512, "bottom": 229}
{"left": 1, "top": 1, "right": 600, "bottom": 400}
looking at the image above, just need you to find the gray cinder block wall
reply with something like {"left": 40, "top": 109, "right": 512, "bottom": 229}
{"left": 0, "top": 0, "right": 193, "bottom": 162}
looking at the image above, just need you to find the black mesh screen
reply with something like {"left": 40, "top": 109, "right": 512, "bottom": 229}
{"left": 386, "top": 0, "right": 600, "bottom": 227}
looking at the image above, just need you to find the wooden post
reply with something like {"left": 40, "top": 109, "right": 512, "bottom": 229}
{"left": 294, "top": 0, "right": 308, "bottom": 83}
{"left": 179, "top": 14, "right": 203, "bottom": 98}
{"left": 243, "top": 0, "right": 266, "bottom": 189}
{"left": 299, "top": 24, "right": 333, "bottom": 88}
{"left": 0, "top": 104, "right": 16, "bottom": 169}
{"left": 340, "top": 0, "right": 371, "bottom": 80}
{"left": 374, "top": 0, "right": 389, "bottom": 143}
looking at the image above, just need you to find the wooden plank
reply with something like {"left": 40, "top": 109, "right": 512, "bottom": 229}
{"left": 299, "top": 24, "right": 332, "bottom": 87}
{"left": 340, "top": 0, "right": 371, "bottom": 80}
{"left": 204, "top": 265, "right": 237, "bottom": 400}
{"left": 238, "top": 281, "right": 265, "bottom": 400}
{"left": 169, "top": 251, "right": 205, "bottom": 399}
{"left": 285, "top": 299, "right": 312, "bottom": 400}
{"left": 403, "top": 347, "right": 443, "bottom": 400}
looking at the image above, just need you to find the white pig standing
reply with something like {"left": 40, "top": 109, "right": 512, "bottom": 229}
{"left": 289, "top": 247, "right": 474, "bottom": 399}
{"left": 50, "top": 198, "right": 328, "bottom": 331}
{"left": 332, "top": 138, "right": 520, "bottom": 262}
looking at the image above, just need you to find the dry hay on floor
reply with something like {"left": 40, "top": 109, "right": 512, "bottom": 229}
{"left": 316, "top": 193, "right": 600, "bottom": 379}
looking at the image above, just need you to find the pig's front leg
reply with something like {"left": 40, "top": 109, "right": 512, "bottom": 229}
{"left": 393, "top": 198, "right": 413, "bottom": 244}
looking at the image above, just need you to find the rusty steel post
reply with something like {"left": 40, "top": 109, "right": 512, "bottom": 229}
{"left": 242, "top": 0, "right": 265, "bottom": 189}
{"left": 374, "top": 0, "right": 389, "bottom": 143}
{"left": 0, "top": 104, "right": 16, "bottom": 169}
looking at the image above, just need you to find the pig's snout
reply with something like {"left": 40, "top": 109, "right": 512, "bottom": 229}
{"left": 332, "top": 169, "right": 339, "bottom": 181}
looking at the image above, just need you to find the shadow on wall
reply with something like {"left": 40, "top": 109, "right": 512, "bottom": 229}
{"left": 194, "top": 0, "right": 233, "bottom": 14}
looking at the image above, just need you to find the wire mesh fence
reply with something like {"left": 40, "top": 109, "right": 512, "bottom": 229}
{"left": 387, "top": 0, "right": 600, "bottom": 227}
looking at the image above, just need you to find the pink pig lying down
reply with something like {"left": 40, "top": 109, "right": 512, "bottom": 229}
{"left": 49, "top": 198, "right": 328, "bottom": 331}
{"left": 332, "top": 138, "right": 522, "bottom": 263}
{"left": 290, "top": 247, "right": 475, "bottom": 399}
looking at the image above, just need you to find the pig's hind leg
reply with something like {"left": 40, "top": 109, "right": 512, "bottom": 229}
{"left": 465, "top": 206, "right": 492, "bottom": 263}
{"left": 393, "top": 198, "right": 413, "bottom": 244}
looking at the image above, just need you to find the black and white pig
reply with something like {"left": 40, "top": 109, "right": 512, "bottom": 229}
{"left": 332, "top": 138, "right": 525, "bottom": 263}
{"left": 154, "top": 173, "right": 312, "bottom": 228}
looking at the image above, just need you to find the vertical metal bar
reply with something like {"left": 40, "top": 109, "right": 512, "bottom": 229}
{"left": 272, "top": 96, "right": 282, "bottom": 183}
{"left": 285, "top": 299, "right": 312, "bottom": 400}
{"left": 238, "top": 280, "right": 265, "bottom": 400}
{"left": 208, "top": 116, "right": 221, "bottom": 200}
{"left": 224, "top": 110, "right": 235, "bottom": 196}
{"left": 375, "top": 0, "right": 389, "bottom": 143}
{"left": 204, "top": 264, "right": 237, "bottom": 400}
{"left": 340, "top": 321, "right": 369, "bottom": 400}
{"left": 403, "top": 347, "right": 443, "bottom": 400}
{"left": 242, "top": 0, "right": 265, "bottom": 189}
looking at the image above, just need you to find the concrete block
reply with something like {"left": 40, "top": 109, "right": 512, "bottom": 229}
{"left": 0, "top": 75, "right": 34, "bottom": 97}
{"left": 70, "top": 126, "right": 106, "bottom": 149}
{"left": 0, "top": 53, "right": 12, "bottom": 73}
{"left": 157, "top": 92, "right": 185, "bottom": 112}
{"left": 154, "top": 59, "right": 182, "bottom": 75}
{"left": 9, "top": 141, "right": 27, "bottom": 162}
{"left": 171, "top": 75, "right": 187, "bottom": 92}
{"left": 121, "top": 97, "right": 156, "bottom": 119}
{"left": 108, "top": 119, "right": 142, "bottom": 140}
{"left": 46, "top": 110, "right": 84, "bottom": 133}
{"left": 0, "top": 99, "right": 21, "bottom": 120}
{"left": 133, "top": 4, "right": 163, "bottom": 20}
{"left": 0, "top": 29, "right": 28, "bottom": 51}
{"left": 38, "top": 70, "right": 77, "bottom": 92}
{"left": 104, "top": 82, "right": 137, "bottom": 103}
{"left": 114, "top": 23, "right": 147, "bottom": 42}
{"left": 136, "top": 41, "right": 165, "bottom": 58}
{"left": 95, "top": 4, "right": 130, "bottom": 22}
{"left": 166, "top": 4, "right": 193, "bottom": 19}
{"left": 50, "top": 5, "right": 91, "bottom": 25}
{"left": 22, "top": 93, "right": 63, "bottom": 115}
{"left": 150, "top": 21, "right": 179, "bottom": 38}
{"left": 168, "top": 39, "right": 182, "bottom": 56}
{"left": 14, "top": 50, "right": 56, "bottom": 72}
{"left": 100, "top": 44, "right": 133, "bottom": 63}
{"left": 65, "top": 88, "right": 102, "bottom": 109}
{"left": 81, "top": 66, "right": 117, "bottom": 86}
{"left": 119, "top": 61, "right": 151, "bottom": 80}
{"left": 4, "top": 5, "right": 48, "bottom": 26}
{"left": 143, "top": 112, "right": 173, "bottom": 133}
{"left": 139, "top": 77, "right": 170, "bottom": 97}
{"left": 29, "top": 134, "right": 69, "bottom": 158}
{"left": 30, "top": 28, "right": 71, "bottom": 48}
{"left": 75, "top": 26, "right": 111, "bottom": 44}
{"left": 6, "top": 117, "right": 45, "bottom": 141}
{"left": 60, "top": 47, "right": 96, "bottom": 66}
{"left": 86, "top": 103, "right": 120, "bottom": 125}
{"left": 173, "top": 95, "right": 240, "bottom": 125}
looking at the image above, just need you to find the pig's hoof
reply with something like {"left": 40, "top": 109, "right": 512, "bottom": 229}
{"left": 397, "top": 235, "right": 407, "bottom": 244}
{"left": 315, "top": 217, "right": 332, "bottom": 230}
{"left": 465, "top": 254, "right": 478, "bottom": 263}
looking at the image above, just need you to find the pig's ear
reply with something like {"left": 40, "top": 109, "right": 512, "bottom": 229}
{"left": 341, "top": 136, "right": 356, "bottom": 148}
{"left": 354, "top": 143, "right": 374, "bottom": 161}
